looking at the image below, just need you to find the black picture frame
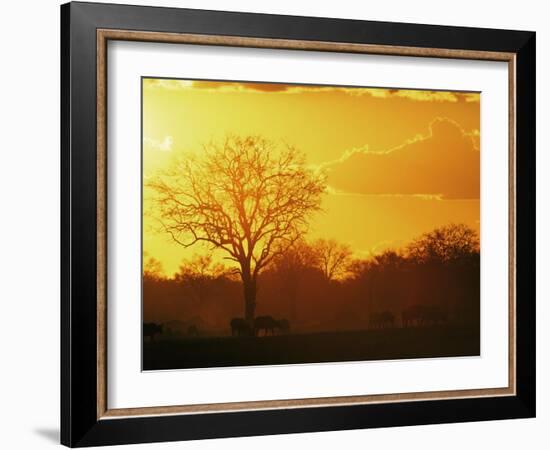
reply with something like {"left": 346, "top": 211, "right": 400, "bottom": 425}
{"left": 61, "top": 1, "right": 535, "bottom": 447}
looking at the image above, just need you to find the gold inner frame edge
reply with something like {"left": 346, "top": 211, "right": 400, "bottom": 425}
{"left": 96, "top": 29, "right": 517, "bottom": 420}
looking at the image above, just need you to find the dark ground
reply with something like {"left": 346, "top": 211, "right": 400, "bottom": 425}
{"left": 143, "top": 326, "right": 480, "bottom": 370}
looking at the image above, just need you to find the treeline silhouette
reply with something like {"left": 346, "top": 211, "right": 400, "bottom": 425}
{"left": 143, "top": 223, "right": 479, "bottom": 336}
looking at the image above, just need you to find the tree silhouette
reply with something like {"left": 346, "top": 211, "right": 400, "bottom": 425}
{"left": 143, "top": 253, "right": 164, "bottom": 281}
{"left": 312, "top": 238, "right": 353, "bottom": 281}
{"left": 406, "top": 223, "right": 479, "bottom": 263}
{"left": 175, "top": 254, "right": 228, "bottom": 304}
{"left": 268, "top": 240, "right": 318, "bottom": 322}
{"left": 148, "top": 136, "right": 326, "bottom": 324}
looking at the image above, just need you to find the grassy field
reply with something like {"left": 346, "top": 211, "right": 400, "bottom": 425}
{"left": 143, "top": 326, "right": 480, "bottom": 370}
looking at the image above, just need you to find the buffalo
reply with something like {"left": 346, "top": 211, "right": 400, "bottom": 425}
{"left": 402, "top": 304, "right": 447, "bottom": 327}
{"left": 254, "top": 315, "right": 278, "bottom": 336}
{"left": 368, "top": 311, "right": 395, "bottom": 329}
{"left": 187, "top": 325, "right": 199, "bottom": 337}
{"left": 230, "top": 318, "right": 252, "bottom": 336}
{"left": 143, "top": 322, "right": 163, "bottom": 342}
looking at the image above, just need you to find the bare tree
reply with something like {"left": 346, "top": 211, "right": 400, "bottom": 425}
{"left": 147, "top": 135, "right": 326, "bottom": 324}
{"left": 143, "top": 253, "right": 165, "bottom": 281}
{"left": 406, "top": 223, "right": 479, "bottom": 263}
{"left": 312, "top": 238, "right": 353, "bottom": 281}
{"left": 175, "top": 254, "right": 228, "bottom": 304}
{"left": 269, "top": 240, "right": 318, "bottom": 322}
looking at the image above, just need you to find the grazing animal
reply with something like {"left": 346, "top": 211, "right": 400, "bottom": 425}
{"left": 187, "top": 325, "right": 199, "bottom": 337}
{"left": 369, "top": 311, "right": 395, "bottom": 329}
{"left": 276, "top": 319, "right": 291, "bottom": 334}
{"left": 254, "top": 315, "right": 278, "bottom": 336}
{"left": 402, "top": 305, "right": 425, "bottom": 327}
{"left": 230, "top": 318, "right": 252, "bottom": 336}
{"left": 162, "top": 320, "right": 186, "bottom": 337}
{"left": 402, "top": 305, "right": 446, "bottom": 327}
{"left": 380, "top": 311, "right": 395, "bottom": 328}
{"left": 143, "top": 323, "right": 163, "bottom": 342}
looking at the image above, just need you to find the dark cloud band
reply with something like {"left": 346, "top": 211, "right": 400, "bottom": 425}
{"left": 324, "top": 118, "right": 480, "bottom": 199}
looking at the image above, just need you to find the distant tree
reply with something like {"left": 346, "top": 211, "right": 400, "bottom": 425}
{"left": 349, "top": 249, "right": 406, "bottom": 287}
{"left": 372, "top": 249, "right": 406, "bottom": 269}
{"left": 147, "top": 135, "right": 326, "bottom": 324}
{"left": 406, "top": 223, "right": 479, "bottom": 263}
{"left": 349, "top": 258, "right": 375, "bottom": 280}
{"left": 402, "top": 224, "right": 480, "bottom": 323}
{"left": 269, "top": 240, "right": 319, "bottom": 321}
{"left": 312, "top": 238, "right": 353, "bottom": 281}
{"left": 348, "top": 258, "right": 377, "bottom": 315}
{"left": 349, "top": 250, "right": 406, "bottom": 315}
{"left": 175, "top": 254, "right": 228, "bottom": 303}
{"left": 143, "top": 254, "right": 164, "bottom": 281}
{"left": 176, "top": 254, "right": 227, "bottom": 280}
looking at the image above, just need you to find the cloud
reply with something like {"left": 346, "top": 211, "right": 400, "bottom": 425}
{"left": 323, "top": 118, "right": 480, "bottom": 199}
{"left": 465, "top": 129, "right": 480, "bottom": 150}
{"left": 193, "top": 81, "right": 290, "bottom": 92}
{"left": 144, "top": 136, "right": 173, "bottom": 152}
{"left": 143, "top": 79, "right": 193, "bottom": 90}
{"left": 143, "top": 77, "right": 479, "bottom": 103}
{"left": 346, "top": 88, "right": 473, "bottom": 103}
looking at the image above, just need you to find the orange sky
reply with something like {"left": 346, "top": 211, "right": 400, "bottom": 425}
{"left": 143, "top": 78, "right": 480, "bottom": 275}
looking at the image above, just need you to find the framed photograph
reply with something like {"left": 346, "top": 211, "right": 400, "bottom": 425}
{"left": 61, "top": 2, "right": 536, "bottom": 447}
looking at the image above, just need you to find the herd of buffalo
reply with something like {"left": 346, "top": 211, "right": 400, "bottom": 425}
{"left": 369, "top": 304, "right": 448, "bottom": 329}
{"left": 230, "top": 316, "right": 290, "bottom": 337}
{"left": 144, "top": 303, "right": 449, "bottom": 341}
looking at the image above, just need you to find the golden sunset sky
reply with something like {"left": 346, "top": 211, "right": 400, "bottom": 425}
{"left": 143, "top": 78, "right": 480, "bottom": 276}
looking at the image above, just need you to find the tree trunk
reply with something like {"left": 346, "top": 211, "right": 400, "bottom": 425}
{"left": 242, "top": 276, "right": 257, "bottom": 329}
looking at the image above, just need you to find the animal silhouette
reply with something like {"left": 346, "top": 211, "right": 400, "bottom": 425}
{"left": 254, "top": 315, "right": 278, "bottom": 336}
{"left": 402, "top": 304, "right": 446, "bottom": 327}
{"left": 162, "top": 320, "right": 186, "bottom": 337}
{"left": 143, "top": 322, "right": 163, "bottom": 342}
{"left": 369, "top": 311, "right": 395, "bottom": 329}
{"left": 402, "top": 305, "right": 425, "bottom": 327}
{"left": 230, "top": 318, "right": 252, "bottom": 336}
